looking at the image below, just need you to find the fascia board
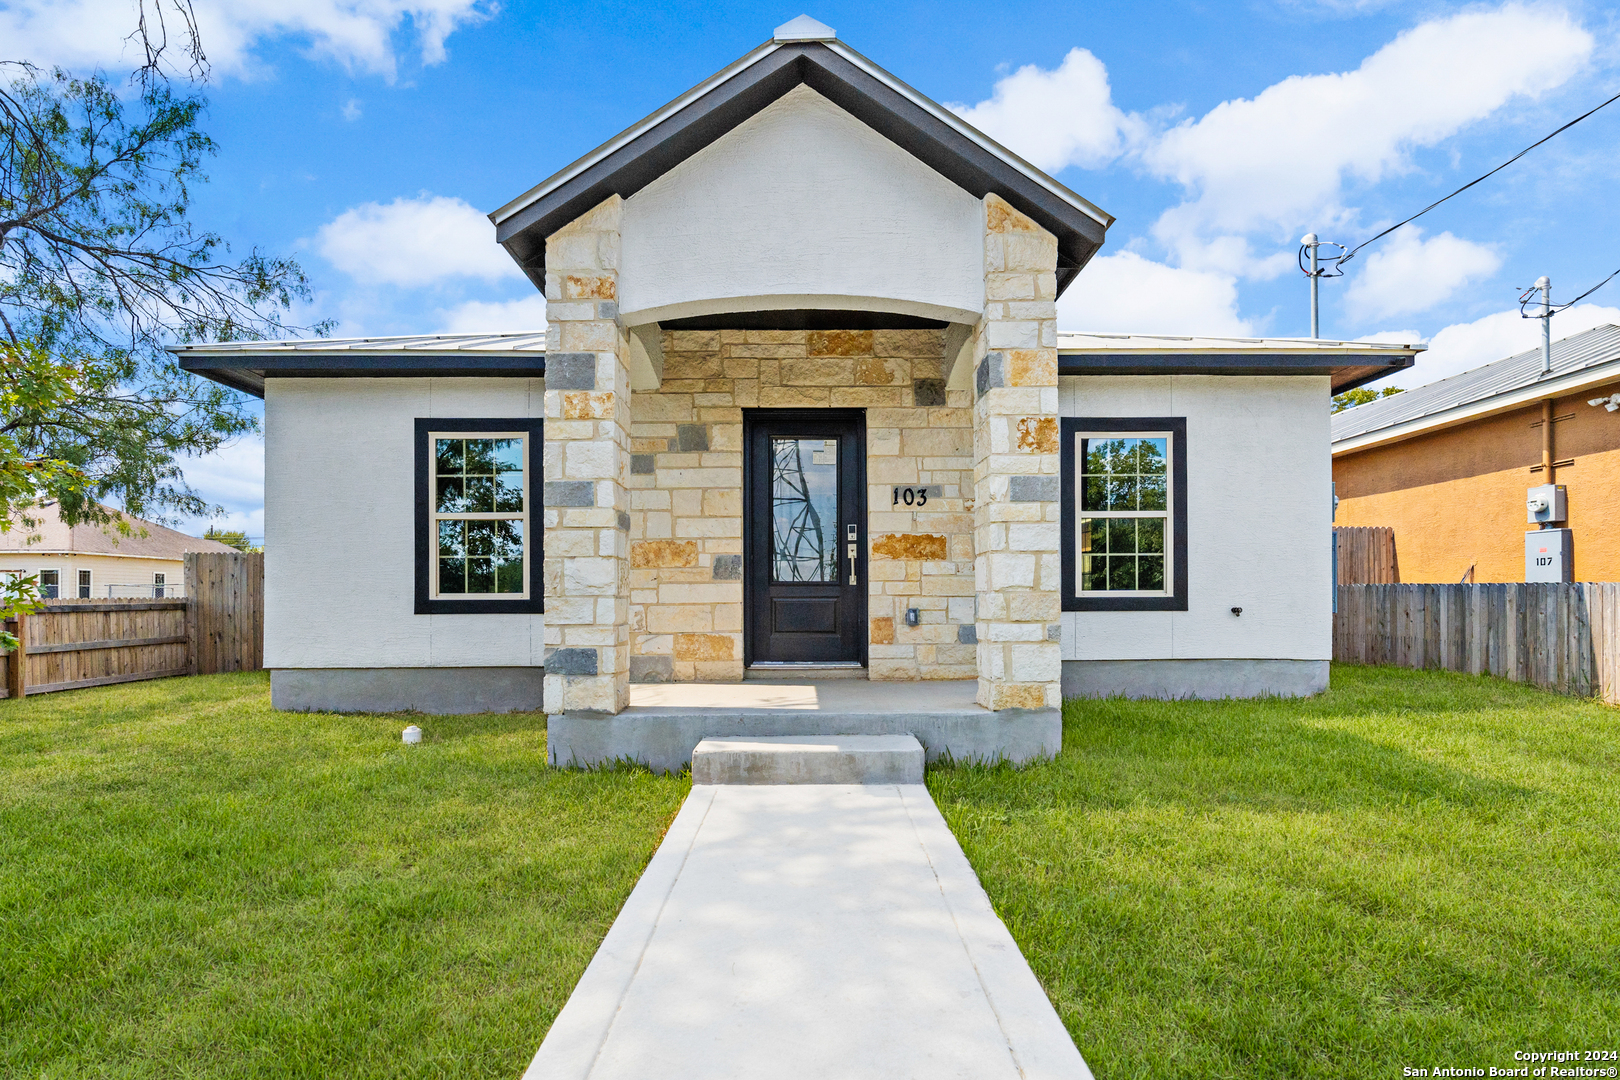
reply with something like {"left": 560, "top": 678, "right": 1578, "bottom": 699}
{"left": 821, "top": 40, "right": 1111, "bottom": 231}
{"left": 1332, "top": 364, "right": 1620, "bottom": 456}
{"left": 489, "top": 40, "right": 785, "bottom": 227}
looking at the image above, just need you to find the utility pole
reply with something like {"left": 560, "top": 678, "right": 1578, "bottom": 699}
{"left": 1536, "top": 275, "right": 1552, "bottom": 375}
{"left": 1302, "top": 233, "right": 1321, "bottom": 338}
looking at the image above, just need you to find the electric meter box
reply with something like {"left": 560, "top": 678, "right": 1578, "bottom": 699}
{"left": 1526, "top": 484, "right": 1567, "bottom": 525}
{"left": 1526, "top": 529, "right": 1573, "bottom": 582}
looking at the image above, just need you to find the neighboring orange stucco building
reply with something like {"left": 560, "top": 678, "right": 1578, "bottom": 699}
{"left": 1333, "top": 325, "right": 1620, "bottom": 583}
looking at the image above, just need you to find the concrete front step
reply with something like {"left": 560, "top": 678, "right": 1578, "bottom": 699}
{"left": 691, "top": 734, "right": 925, "bottom": 785}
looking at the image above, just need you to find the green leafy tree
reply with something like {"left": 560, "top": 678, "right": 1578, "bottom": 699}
{"left": 1332, "top": 385, "right": 1405, "bottom": 413}
{"left": 203, "top": 527, "right": 257, "bottom": 553}
{"left": 0, "top": 4, "right": 323, "bottom": 646}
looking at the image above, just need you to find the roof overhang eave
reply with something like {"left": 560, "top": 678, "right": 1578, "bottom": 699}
{"left": 174, "top": 350, "right": 548, "bottom": 400}
{"left": 1058, "top": 349, "right": 1417, "bottom": 393}
{"left": 1332, "top": 362, "right": 1620, "bottom": 455}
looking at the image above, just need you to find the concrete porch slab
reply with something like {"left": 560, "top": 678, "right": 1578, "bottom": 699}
{"left": 548, "top": 680, "right": 1060, "bottom": 772}
{"left": 522, "top": 784, "right": 1093, "bottom": 1080}
{"left": 692, "top": 735, "right": 925, "bottom": 785}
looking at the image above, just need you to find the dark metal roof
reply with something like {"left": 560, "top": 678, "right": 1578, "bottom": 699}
{"left": 489, "top": 39, "right": 1112, "bottom": 298}
{"left": 1331, "top": 323, "right": 1620, "bottom": 445}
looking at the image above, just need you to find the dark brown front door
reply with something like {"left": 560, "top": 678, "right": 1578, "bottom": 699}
{"left": 744, "top": 410, "right": 866, "bottom": 665}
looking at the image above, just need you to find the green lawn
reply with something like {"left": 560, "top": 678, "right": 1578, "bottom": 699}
{"left": 3, "top": 668, "right": 1617, "bottom": 1079}
{"left": 930, "top": 664, "right": 1620, "bottom": 1079}
{"left": 0, "top": 672, "right": 688, "bottom": 1079}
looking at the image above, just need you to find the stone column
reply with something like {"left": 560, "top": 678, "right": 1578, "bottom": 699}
{"left": 542, "top": 196, "right": 631, "bottom": 715}
{"left": 972, "top": 194, "right": 1061, "bottom": 712}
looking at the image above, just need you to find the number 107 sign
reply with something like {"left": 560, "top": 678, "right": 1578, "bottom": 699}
{"left": 892, "top": 485, "right": 943, "bottom": 507}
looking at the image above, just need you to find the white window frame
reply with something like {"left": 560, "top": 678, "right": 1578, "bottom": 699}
{"left": 77, "top": 568, "right": 92, "bottom": 598}
{"left": 153, "top": 572, "right": 166, "bottom": 599}
{"left": 427, "top": 429, "right": 532, "bottom": 601}
{"left": 1075, "top": 429, "right": 1175, "bottom": 599}
{"left": 38, "top": 567, "right": 62, "bottom": 600}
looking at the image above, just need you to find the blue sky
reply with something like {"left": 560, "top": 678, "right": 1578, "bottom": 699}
{"left": 5, "top": 0, "right": 1620, "bottom": 536}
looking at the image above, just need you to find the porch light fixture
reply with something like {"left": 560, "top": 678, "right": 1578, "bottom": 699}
{"left": 1587, "top": 394, "right": 1620, "bottom": 413}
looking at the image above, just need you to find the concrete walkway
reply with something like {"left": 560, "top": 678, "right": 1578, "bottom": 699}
{"left": 523, "top": 783, "right": 1092, "bottom": 1079}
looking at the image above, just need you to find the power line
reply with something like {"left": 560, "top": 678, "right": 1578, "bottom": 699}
{"left": 1519, "top": 267, "right": 1620, "bottom": 319}
{"left": 1332, "top": 86, "right": 1620, "bottom": 267}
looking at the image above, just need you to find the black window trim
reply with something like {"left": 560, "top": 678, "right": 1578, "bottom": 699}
{"left": 1061, "top": 416, "right": 1188, "bottom": 612}
{"left": 415, "top": 417, "right": 545, "bottom": 615}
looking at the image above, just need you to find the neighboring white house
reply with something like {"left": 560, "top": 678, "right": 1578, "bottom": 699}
{"left": 0, "top": 501, "right": 239, "bottom": 599}
{"left": 170, "top": 17, "right": 1419, "bottom": 764}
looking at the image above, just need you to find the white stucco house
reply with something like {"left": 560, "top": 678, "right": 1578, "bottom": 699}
{"left": 171, "top": 17, "right": 1417, "bottom": 767}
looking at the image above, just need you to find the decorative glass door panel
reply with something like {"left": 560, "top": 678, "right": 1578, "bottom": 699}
{"left": 746, "top": 413, "right": 865, "bottom": 665}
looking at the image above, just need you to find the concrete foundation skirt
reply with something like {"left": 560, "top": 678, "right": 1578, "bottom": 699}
{"left": 270, "top": 667, "right": 545, "bottom": 714}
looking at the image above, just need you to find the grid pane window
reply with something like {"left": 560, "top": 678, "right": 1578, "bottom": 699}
{"left": 77, "top": 569, "right": 91, "bottom": 598}
{"left": 432, "top": 435, "right": 528, "bottom": 597}
{"left": 1079, "top": 435, "right": 1171, "bottom": 594}
{"left": 39, "top": 569, "right": 59, "bottom": 599}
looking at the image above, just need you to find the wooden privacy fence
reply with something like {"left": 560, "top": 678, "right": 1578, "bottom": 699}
{"left": 1334, "top": 583, "right": 1620, "bottom": 703}
{"left": 187, "top": 551, "right": 264, "bottom": 675}
{"left": 0, "top": 551, "right": 263, "bottom": 699}
{"left": 1335, "top": 526, "right": 1399, "bottom": 584}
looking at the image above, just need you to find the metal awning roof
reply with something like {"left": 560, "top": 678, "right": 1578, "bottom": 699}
{"left": 1331, "top": 324, "right": 1620, "bottom": 452}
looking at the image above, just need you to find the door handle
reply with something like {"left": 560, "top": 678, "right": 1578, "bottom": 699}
{"left": 847, "top": 542, "right": 858, "bottom": 586}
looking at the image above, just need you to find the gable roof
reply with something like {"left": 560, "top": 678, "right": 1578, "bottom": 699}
{"left": 1058, "top": 332, "right": 1423, "bottom": 394}
{"left": 0, "top": 502, "right": 240, "bottom": 560}
{"left": 490, "top": 26, "right": 1113, "bottom": 298}
{"left": 1331, "top": 324, "right": 1620, "bottom": 453}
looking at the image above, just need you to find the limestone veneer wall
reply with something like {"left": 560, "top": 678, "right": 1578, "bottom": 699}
{"left": 625, "top": 328, "right": 977, "bottom": 682}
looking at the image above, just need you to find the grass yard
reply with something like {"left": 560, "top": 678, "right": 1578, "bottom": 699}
{"left": 3, "top": 666, "right": 1617, "bottom": 1079}
{"left": 0, "top": 672, "right": 688, "bottom": 1079}
{"left": 930, "top": 664, "right": 1620, "bottom": 1079}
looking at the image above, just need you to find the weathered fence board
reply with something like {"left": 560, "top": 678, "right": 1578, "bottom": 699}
{"left": 1335, "top": 583, "right": 1620, "bottom": 703}
{"left": 0, "top": 552, "right": 264, "bottom": 699}
{"left": 1335, "top": 526, "right": 1399, "bottom": 584}
{"left": 186, "top": 551, "right": 264, "bottom": 675}
{"left": 15, "top": 599, "right": 191, "bottom": 695}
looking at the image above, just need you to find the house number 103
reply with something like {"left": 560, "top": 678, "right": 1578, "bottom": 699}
{"left": 892, "top": 485, "right": 942, "bottom": 507}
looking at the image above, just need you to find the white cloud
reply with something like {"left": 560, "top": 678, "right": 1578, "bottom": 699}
{"left": 1384, "top": 302, "right": 1620, "bottom": 386}
{"left": 1057, "top": 252, "right": 1252, "bottom": 336}
{"left": 315, "top": 195, "right": 517, "bottom": 286}
{"left": 179, "top": 437, "right": 264, "bottom": 507}
{"left": 1145, "top": 4, "right": 1592, "bottom": 255}
{"left": 342, "top": 97, "right": 363, "bottom": 121}
{"left": 0, "top": 0, "right": 493, "bottom": 81}
{"left": 948, "top": 47, "right": 1137, "bottom": 172}
{"left": 170, "top": 437, "right": 265, "bottom": 539}
{"left": 438, "top": 294, "right": 548, "bottom": 333}
{"left": 1344, "top": 228, "right": 1502, "bottom": 320}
